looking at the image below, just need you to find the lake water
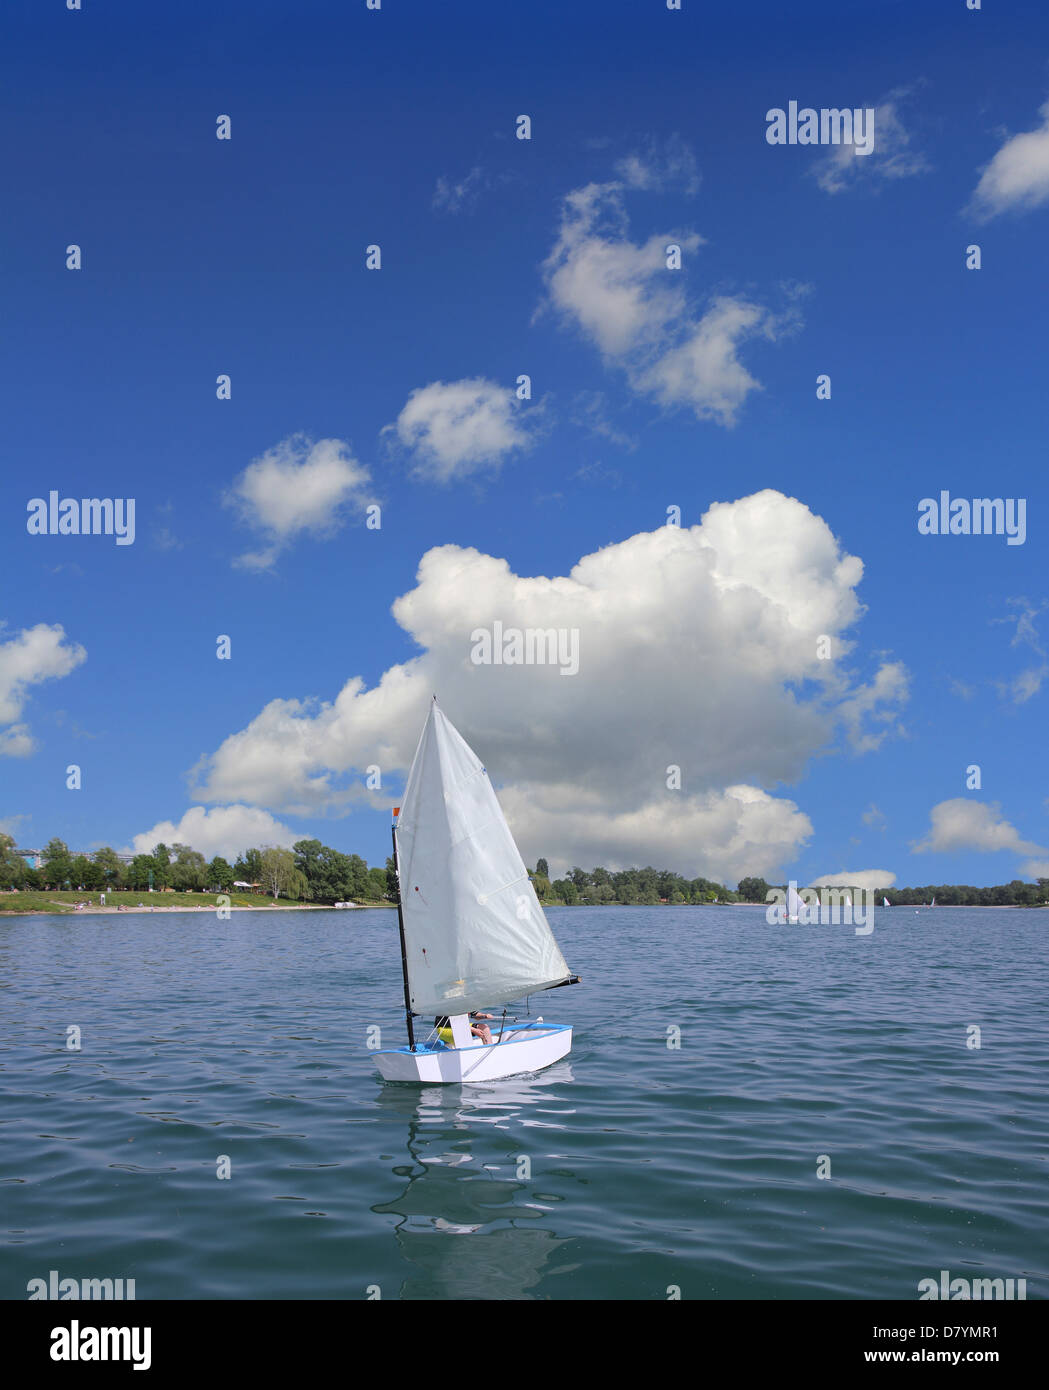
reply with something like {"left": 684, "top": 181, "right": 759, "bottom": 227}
{"left": 1, "top": 905, "right": 1045, "bottom": 1300}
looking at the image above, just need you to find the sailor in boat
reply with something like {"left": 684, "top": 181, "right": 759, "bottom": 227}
{"left": 434, "top": 1012, "right": 496, "bottom": 1046}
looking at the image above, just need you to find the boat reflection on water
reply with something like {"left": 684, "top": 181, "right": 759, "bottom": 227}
{"left": 371, "top": 1063, "right": 578, "bottom": 1299}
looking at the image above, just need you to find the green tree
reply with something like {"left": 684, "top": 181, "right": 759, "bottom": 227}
{"left": 260, "top": 847, "right": 298, "bottom": 899}
{"left": 42, "top": 837, "right": 73, "bottom": 888}
{"left": 385, "top": 855, "right": 400, "bottom": 904}
{"left": 170, "top": 845, "right": 208, "bottom": 891}
{"left": 292, "top": 839, "right": 323, "bottom": 895}
{"left": 234, "top": 848, "right": 264, "bottom": 888}
{"left": 736, "top": 876, "right": 770, "bottom": 903}
{"left": 0, "top": 834, "right": 28, "bottom": 889}
{"left": 536, "top": 857, "right": 549, "bottom": 879}
{"left": 552, "top": 878, "right": 579, "bottom": 905}
{"left": 151, "top": 843, "right": 171, "bottom": 889}
{"left": 530, "top": 873, "right": 553, "bottom": 901}
{"left": 366, "top": 866, "right": 388, "bottom": 900}
{"left": 127, "top": 855, "right": 155, "bottom": 890}
{"left": 70, "top": 855, "right": 103, "bottom": 890}
{"left": 208, "top": 856, "right": 235, "bottom": 892}
{"left": 93, "top": 847, "right": 125, "bottom": 889}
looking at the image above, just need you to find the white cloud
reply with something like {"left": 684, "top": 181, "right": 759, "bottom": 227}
{"left": 862, "top": 803, "right": 887, "bottom": 830}
{"left": 837, "top": 660, "right": 909, "bottom": 752}
{"left": 503, "top": 784, "right": 811, "bottom": 885}
{"left": 388, "top": 378, "right": 532, "bottom": 482}
{"left": 0, "top": 623, "right": 87, "bottom": 757}
{"left": 815, "top": 91, "right": 929, "bottom": 194}
{"left": 190, "top": 489, "right": 906, "bottom": 881}
{"left": 993, "top": 598, "right": 1048, "bottom": 705}
{"left": 433, "top": 166, "right": 486, "bottom": 213}
{"left": 541, "top": 160, "right": 799, "bottom": 425}
{"left": 810, "top": 869, "right": 896, "bottom": 891}
{"left": 130, "top": 805, "right": 298, "bottom": 861}
{"left": 1021, "top": 859, "right": 1049, "bottom": 881}
{"left": 225, "top": 435, "right": 373, "bottom": 570}
{"left": 913, "top": 799, "right": 1046, "bottom": 857}
{"left": 969, "top": 98, "right": 1049, "bottom": 220}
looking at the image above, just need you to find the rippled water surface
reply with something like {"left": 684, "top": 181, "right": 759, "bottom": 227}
{"left": 2, "top": 906, "right": 1046, "bottom": 1299}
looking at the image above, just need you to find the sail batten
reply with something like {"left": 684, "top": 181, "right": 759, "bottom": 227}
{"left": 394, "top": 703, "right": 572, "bottom": 1017}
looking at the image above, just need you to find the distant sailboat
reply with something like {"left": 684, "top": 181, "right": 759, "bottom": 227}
{"left": 883, "top": 897, "right": 890, "bottom": 908}
{"left": 373, "top": 699, "right": 579, "bottom": 1083}
{"left": 930, "top": 897, "right": 936, "bottom": 908}
{"left": 844, "top": 892, "right": 852, "bottom": 909}
{"left": 786, "top": 883, "right": 802, "bottom": 923}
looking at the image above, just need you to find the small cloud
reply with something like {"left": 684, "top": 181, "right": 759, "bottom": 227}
{"left": 862, "top": 803, "right": 887, "bottom": 831}
{"left": 570, "top": 391, "right": 638, "bottom": 452}
{"left": 614, "top": 133, "right": 701, "bottom": 196}
{"left": 811, "top": 869, "right": 896, "bottom": 891}
{"left": 572, "top": 461, "right": 623, "bottom": 488}
{"left": 836, "top": 660, "right": 909, "bottom": 753}
{"left": 0, "top": 813, "right": 28, "bottom": 837}
{"left": 433, "top": 166, "right": 486, "bottom": 214}
{"left": 540, "top": 154, "right": 800, "bottom": 426}
{"left": 913, "top": 798, "right": 1046, "bottom": 856}
{"left": 0, "top": 622, "right": 87, "bottom": 758}
{"left": 225, "top": 435, "right": 374, "bottom": 571}
{"left": 968, "top": 97, "right": 1049, "bottom": 220}
{"left": 130, "top": 805, "right": 299, "bottom": 861}
{"left": 815, "top": 88, "right": 929, "bottom": 195}
{"left": 992, "top": 598, "right": 1048, "bottom": 705}
{"left": 949, "top": 677, "right": 975, "bottom": 701}
{"left": 153, "top": 528, "right": 183, "bottom": 552}
{"left": 386, "top": 378, "right": 533, "bottom": 483}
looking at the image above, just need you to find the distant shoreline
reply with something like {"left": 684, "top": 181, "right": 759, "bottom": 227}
{"left": 0, "top": 901, "right": 394, "bottom": 918}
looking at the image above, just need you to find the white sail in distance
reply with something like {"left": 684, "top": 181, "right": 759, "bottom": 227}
{"left": 786, "top": 883, "right": 802, "bottom": 922}
{"left": 394, "top": 702, "right": 572, "bottom": 1017}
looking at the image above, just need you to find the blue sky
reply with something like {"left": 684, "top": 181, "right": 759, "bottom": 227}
{"left": 2, "top": 0, "right": 1048, "bottom": 889}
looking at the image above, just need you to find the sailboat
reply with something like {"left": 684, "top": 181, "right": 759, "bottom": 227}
{"left": 883, "top": 897, "right": 890, "bottom": 908}
{"left": 930, "top": 897, "right": 936, "bottom": 908}
{"left": 373, "top": 700, "right": 580, "bottom": 1083}
{"left": 786, "top": 883, "right": 802, "bottom": 923}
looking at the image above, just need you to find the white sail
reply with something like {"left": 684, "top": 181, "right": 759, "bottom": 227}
{"left": 786, "top": 883, "right": 802, "bottom": 922}
{"left": 883, "top": 897, "right": 890, "bottom": 908}
{"left": 844, "top": 892, "right": 852, "bottom": 908}
{"left": 395, "top": 702, "right": 572, "bottom": 1017}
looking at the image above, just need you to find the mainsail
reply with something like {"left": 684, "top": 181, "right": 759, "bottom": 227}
{"left": 786, "top": 883, "right": 802, "bottom": 921}
{"left": 394, "top": 702, "right": 572, "bottom": 1017}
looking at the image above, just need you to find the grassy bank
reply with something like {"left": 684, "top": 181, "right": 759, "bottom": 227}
{"left": 0, "top": 890, "right": 391, "bottom": 916}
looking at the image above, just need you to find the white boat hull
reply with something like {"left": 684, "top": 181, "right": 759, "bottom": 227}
{"left": 374, "top": 1021, "right": 572, "bottom": 1083}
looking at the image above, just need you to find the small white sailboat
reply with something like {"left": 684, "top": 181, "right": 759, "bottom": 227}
{"left": 786, "top": 883, "right": 802, "bottom": 924}
{"left": 883, "top": 897, "right": 890, "bottom": 908}
{"left": 930, "top": 897, "right": 936, "bottom": 908}
{"left": 844, "top": 891, "right": 852, "bottom": 909}
{"left": 374, "top": 700, "right": 579, "bottom": 1084}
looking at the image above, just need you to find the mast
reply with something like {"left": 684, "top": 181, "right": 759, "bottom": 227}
{"left": 391, "top": 819, "right": 415, "bottom": 1051}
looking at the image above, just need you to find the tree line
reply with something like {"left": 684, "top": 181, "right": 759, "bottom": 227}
{"left": 0, "top": 835, "right": 398, "bottom": 904}
{"left": 529, "top": 859, "right": 734, "bottom": 905}
{"left": 5, "top": 835, "right": 1044, "bottom": 908}
{"left": 734, "top": 877, "right": 1049, "bottom": 907}
{"left": 531, "top": 862, "right": 1048, "bottom": 907}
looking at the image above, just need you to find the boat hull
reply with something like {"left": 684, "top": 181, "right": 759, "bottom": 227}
{"left": 374, "top": 1021, "right": 572, "bottom": 1083}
